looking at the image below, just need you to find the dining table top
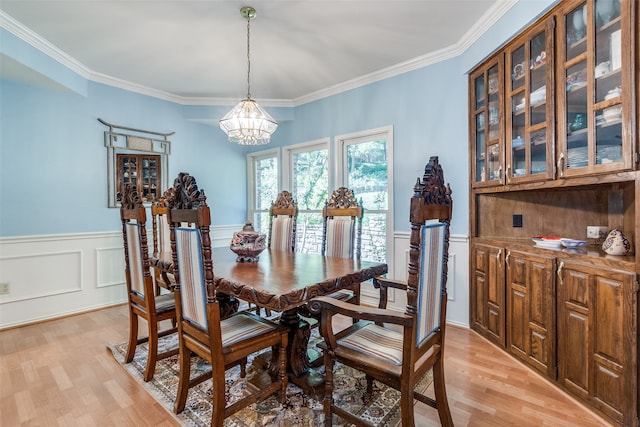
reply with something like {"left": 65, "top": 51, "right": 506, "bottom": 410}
{"left": 153, "top": 247, "right": 388, "bottom": 313}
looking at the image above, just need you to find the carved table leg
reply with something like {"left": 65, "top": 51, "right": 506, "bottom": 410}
{"left": 279, "top": 308, "right": 312, "bottom": 376}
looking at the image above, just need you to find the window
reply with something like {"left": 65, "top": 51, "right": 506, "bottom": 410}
{"left": 338, "top": 127, "right": 393, "bottom": 264}
{"left": 247, "top": 149, "right": 280, "bottom": 233}
{"left": 283, "top": 139, "right": 330, "bottom": 254}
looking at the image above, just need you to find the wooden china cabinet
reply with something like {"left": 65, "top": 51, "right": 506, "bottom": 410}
{"left": 468, "top": 0, "right": 638, "bottom": 425}
{"left": 116, "top": 154, "right": 161, "bottom": 202}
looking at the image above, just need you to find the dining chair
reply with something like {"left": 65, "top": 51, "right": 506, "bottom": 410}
{"left": 117, "top": 183, "right": 178, "bottom": 382}
{"left": 150, "top": 191, "right": 175, "bottom": 293}
{"left": 321, "top": 187, "right": 364, "bottom": 304}
{"left": 246, "top": 190, "right": 298, "bottom": 317}
{"left": 309, "top": 156, "right": 454, "bottom": 426}
{"left": 268, "top": 190, "right": 298, "bottom": 252}
{"left": 165, "top": 172, "right": 289, "bottom": 425}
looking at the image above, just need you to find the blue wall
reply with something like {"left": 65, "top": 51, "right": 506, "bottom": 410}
{"left": 0, "top": 0, "right": 555, "bottom": 238}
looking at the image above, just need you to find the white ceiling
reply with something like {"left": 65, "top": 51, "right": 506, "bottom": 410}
{"left": 0, "top": 0, "right": 515, "bottom": 105}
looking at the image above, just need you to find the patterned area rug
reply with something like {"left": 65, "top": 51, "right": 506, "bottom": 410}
{"left": 108, "top": 331, "right": 433, "bottom": 426}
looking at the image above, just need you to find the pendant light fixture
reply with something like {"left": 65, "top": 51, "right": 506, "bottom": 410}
{"left": 219, "top": 6, "right": 277, "bottom": 145}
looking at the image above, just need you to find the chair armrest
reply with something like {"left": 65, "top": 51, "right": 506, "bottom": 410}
{"left": 373, "top": 276, "right": 407, "bottom": 291}
{"left": 309, "top": 296, "right": 411, "bottom": 326}
{"left": 372, "top": 276, "right": 407, "bottom": 310}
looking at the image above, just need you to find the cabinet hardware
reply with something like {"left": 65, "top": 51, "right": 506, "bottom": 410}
{"left": 556, "top": 261, "right": 564, "bottom": 286}
{"left": 506, "top": 165, "right": 511, "bottom": 184}
{"left": 505, "top": 250, "right": 511, "bottom": 267}
{"left": 497, "top": 249, "right": 502, "bottom": 268}
{"left": 556, "top": 153, "right": 564, "bottom": 178}
{"left": 498, "top": 166, "right": 503, "bottom": 184}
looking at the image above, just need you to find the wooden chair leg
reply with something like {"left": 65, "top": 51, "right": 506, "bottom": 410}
{"left": 211, "top": 368, "right": 226, "bottom": 427}
{"left": 125, "top": 310, "right": 138, "bottom": 363}
{"left": 278, "top": 342, "right": 288, "bottom": 404}
{"left": 400, "top": 384, "right": 415, "bottom": 427}
{"left": 324, "top": 352, "right": 334, "bottom": 426}
{"left": 173, "top": 345, "right": 192, "bottom": 414}
{"left": 433, "top": 357, "right": 454, "bottom": 427}
{"left": 143, "top": 320, "right": 159, "bottom": 382}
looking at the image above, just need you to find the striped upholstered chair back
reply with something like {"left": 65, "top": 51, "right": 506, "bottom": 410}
{"left": 151, "top": 191, "right": 171, "bottom": 258}
{"left": 321, "top": 187, "right": 363, "bottom": 260}
{"left": 118, "top": 183, "right": 178, "bottom": 382}
{"left": 165, "top": 172, "right": 289, "bottom": 425}
{"left": 308, "top": 156, "right": 454, "bottom": 426}
{"left": 119, "top": 184, "right": 154, "bottom": 302}
{"left": 268, "top": 190, "right": 297, "bottom": 252}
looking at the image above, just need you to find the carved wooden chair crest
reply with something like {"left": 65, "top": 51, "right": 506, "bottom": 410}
{"left": 310, "top": 156, "right": 454, "bottom": 426}
{"left": 165, "top": 172, "right": 289, "bottom": 425}
{"left": 268, "top": 190, "right": 298, "bottom": 252}
{"left": 117, "top": 183, "right": 178, "bottom": 382}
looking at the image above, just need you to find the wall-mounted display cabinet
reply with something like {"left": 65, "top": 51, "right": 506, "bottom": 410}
{"left": 468, "top": 0, "right": 637, "bottom": 425}
{"left": 117, "top": 154, "right": 161, "bottom": 202}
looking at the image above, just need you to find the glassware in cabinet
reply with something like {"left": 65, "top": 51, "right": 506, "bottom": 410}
{"left": 505, "top": 17, "right": 555, "bottom": 184}
{"left": 470, "top": 56, "right": 504, "bottom": 187}
{"left": 557, "top": 0, "right": 632, "bottom": 177}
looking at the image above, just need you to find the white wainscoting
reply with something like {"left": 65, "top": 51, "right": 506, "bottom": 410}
{"left": 0, "top": 227, "right": 469, "bottom": 329}
{"left": 0, "top": 225, "right": 242, "bottom": 329}
{"left": 360, "top": 232, "right": 470, "bottom": 328}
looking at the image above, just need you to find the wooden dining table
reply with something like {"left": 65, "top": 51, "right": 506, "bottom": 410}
{"left": 152, "top": 246, "right": 387, "bottom": 392}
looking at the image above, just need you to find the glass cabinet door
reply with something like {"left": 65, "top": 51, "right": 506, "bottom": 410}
{"left": 470, "top": 56, "right": 503, "bottom": 188}
{"left": 505, "top": 17, "right": 555, "bottom": 184}
{"left": 558, "top": 0, "right": 632, "bottom": 177}
{"left": 117, "top": 153, "right": 161, "bottom": 202}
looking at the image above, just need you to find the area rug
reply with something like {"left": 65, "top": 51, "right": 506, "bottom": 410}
{"left": 108, "top": 331, "right": 433, "bottom": 426}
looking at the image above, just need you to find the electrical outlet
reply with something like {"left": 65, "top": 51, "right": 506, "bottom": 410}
{"left": 0, "top": 282, "right": 9, "bottom": 295}
{"left": 513, "top": 214, "right": 523, "bottom": 228}
{"left": 587, "top": 226, "right": 608, "bottom": 239}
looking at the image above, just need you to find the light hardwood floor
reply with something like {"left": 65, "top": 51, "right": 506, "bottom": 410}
{"left": 0, "top": 304, "right": 611, "bottom": 426}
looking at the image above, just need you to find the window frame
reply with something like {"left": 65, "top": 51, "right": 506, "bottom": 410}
{"left": 246, "top": 148, "right": 281, "bottom": 233}
{"left": 336, "top": 126, "right": 394, "bottom": 270}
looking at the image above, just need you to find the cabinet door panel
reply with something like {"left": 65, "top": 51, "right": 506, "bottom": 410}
{"left": 470, "top": 243, "right": 505, "bottom": 346}
{"left": 558, "top": 260, "right": 634, "bottom": 425}
{"left": 506, "top": 250, "right": 555, "bottom": 377}
{"left": 563, "top": 309, "right": 590, "bottom": 397}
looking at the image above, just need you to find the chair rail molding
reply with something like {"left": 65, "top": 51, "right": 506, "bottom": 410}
{"left": 0, "top": 224, "right": 242, "bottom": 329}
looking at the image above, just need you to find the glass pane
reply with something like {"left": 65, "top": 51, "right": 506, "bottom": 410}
{"left": 529, "top": 31, "right": 547, "bottom": 126}
{"left": 475, "top": 75, "right": 485, "bottom": 110}
{"left": 295, "top": 212, "right": 323, "bottom": 255}
{"left": 566, "top": 3, "right": 587, "bottom": 61}
{"left": 476, "top": 119, "right": 485, "bottom": 182}
{"left": 511, "top": 46, "right": 525, "bottom": 91}
{"left": 531, "top": 129, "right": 547, "bottom": 174}
{"left": 566, "top": 60, "right": 588, "bottom": 169}
{"left": 346, "top": 140, "right": 388, "bottom": 210}
{"left": 595, "top": 107, "right": 622, "bottom": 164}
{"left": 255, "top": 156, "right": 278, "bottom": 212}
{"left": 594, "top": 3, "right": 621, "bottom": 103}
{"left": 292, "top": 149, "right": 328, "bottom": 210}
{"left": 512, "top": 135, "right": 525, "bottom": 176}
{"left": 253, "top": 211, "right": 270, "bottom": 234}
{"left": 361, "top": 213, "right": 386, "bottom": 263}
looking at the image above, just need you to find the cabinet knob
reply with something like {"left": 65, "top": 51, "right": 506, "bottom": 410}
{"left": 557, "top": 153, "right": 565, "bottom": 178}
{"left": 556, "top": 261, "right": 564, "bottom": 286}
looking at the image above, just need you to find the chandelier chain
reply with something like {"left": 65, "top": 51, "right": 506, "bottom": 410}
{"left": 246, "top": 13, "right": 251, "bottom": 99}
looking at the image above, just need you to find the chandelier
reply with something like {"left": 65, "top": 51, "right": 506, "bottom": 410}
{"left": 219, "top": 6, "right": 278, "bottom": 145}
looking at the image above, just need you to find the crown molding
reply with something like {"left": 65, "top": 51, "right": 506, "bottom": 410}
{"left": 2, "top": 1, "right": 517, "bottom": 108}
